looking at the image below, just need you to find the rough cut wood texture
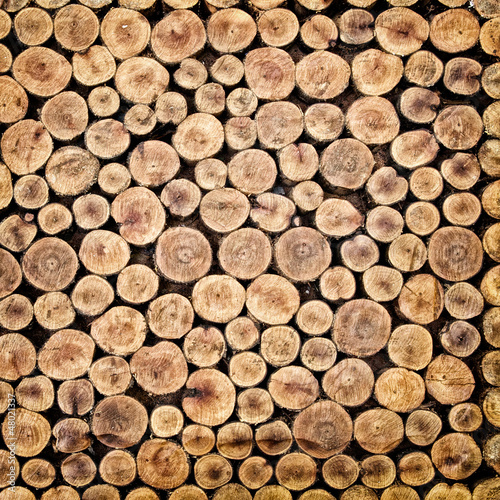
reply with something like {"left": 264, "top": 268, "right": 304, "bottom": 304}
{"left": 0, "top": 0, "right": 498, "bottom": 498}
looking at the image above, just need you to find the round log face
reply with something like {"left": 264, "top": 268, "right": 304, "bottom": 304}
{"left": 182, "top": 369, "right": 236, "bottom": 426}
{"left": 293, "top": 401, "right": 353, "bottom": 458}
{"left": 92, "top": 396, "right": 148, "bottom": 449}
{"left": 155, "top": 227, "right": 212, "bottom": 283}
{"left": 137, "top": 439, "right": 189, "bottom": 490}
{"left": 333, "top": 299, "right": 391, "bottom": 357}
{"left": 1, "top": 0, "right": 498, "bottom": 496}
{"left": 130, "top": 341, "right": 188, "bottom": 395}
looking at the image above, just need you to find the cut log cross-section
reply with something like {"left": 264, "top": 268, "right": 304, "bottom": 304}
{"left": 0, "top": 0, "right": 498, "bottom": 497}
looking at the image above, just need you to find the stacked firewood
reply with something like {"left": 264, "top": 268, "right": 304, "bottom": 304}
{"left": 0, "top": 0, "right": 499, "bottom": 498}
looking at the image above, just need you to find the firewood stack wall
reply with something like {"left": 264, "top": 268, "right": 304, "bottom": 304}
{"left": 0, "top": 0, "right": 499, "bottom": 498}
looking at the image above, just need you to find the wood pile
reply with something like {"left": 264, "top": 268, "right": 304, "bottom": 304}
{"left": 0, "top": 0, "right": 499, "bottom": 498}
